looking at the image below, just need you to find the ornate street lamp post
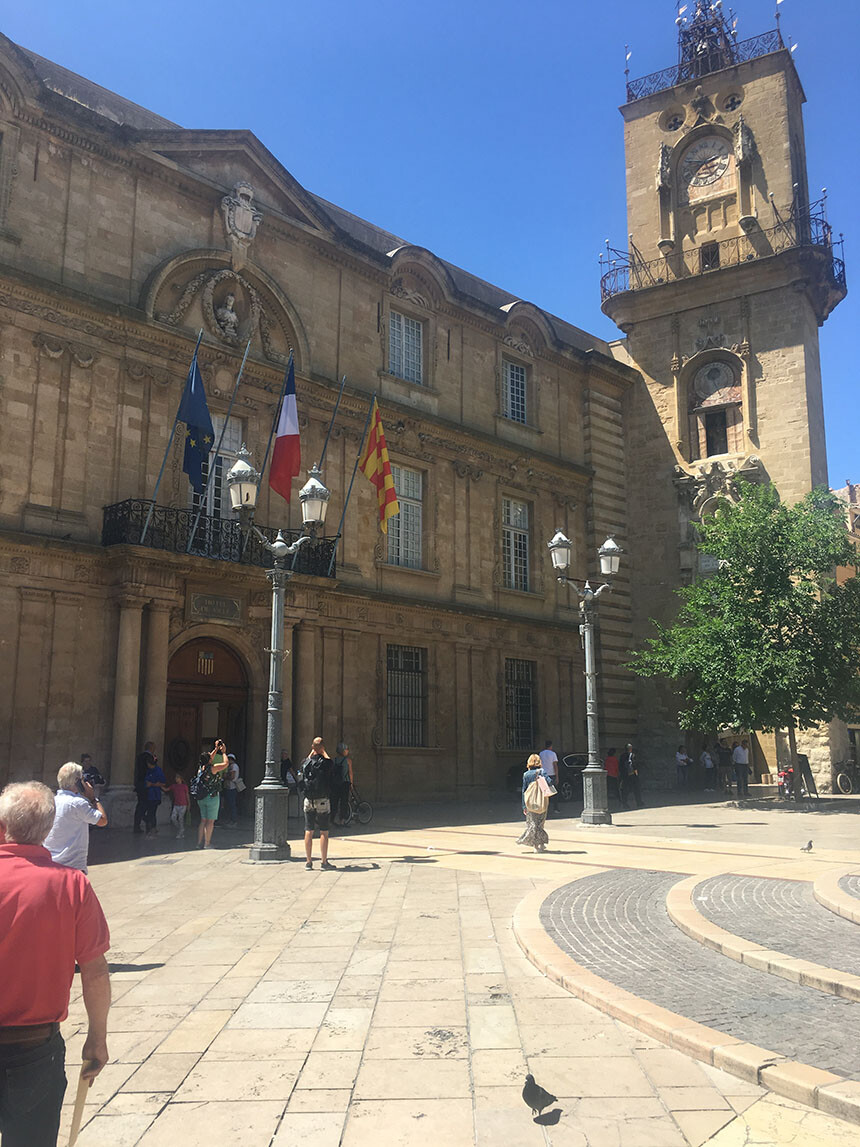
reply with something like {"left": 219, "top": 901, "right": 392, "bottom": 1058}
{"left": 547, "top": 530, "right": 623, "bottom": 827}
{"left": 227, "top": 447, "right": 331, "bottom": 861}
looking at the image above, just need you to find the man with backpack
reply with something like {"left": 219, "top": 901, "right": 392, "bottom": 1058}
{"left": 299, "top": 737, "right": 334, "bottom": 871}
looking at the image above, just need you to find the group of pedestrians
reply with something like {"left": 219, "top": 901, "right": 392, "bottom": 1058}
{"left": 131, "top": 739, "right": 244, "bottom": 846}
{"left": 604, "top": 745, "right": 644, "bottom": 809}
{"left": 675, "top": 737, "right": 752, "bottom": 797}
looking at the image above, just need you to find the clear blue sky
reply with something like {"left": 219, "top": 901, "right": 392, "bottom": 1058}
{"left": 5, "top": 0, "right": 856, "bottom": 485}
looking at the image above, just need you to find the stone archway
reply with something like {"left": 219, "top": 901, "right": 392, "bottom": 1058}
{"left": 165, "top": 637, "right": 249, "bottom": 778}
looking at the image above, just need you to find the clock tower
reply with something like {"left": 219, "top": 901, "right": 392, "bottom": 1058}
{"left": 603, "top": 2, "right": 848, "bottom": 782}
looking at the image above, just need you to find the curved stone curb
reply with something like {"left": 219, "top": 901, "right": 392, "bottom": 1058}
{"left": 512, "top": 880, "right": 860, "bottom": 1126}
{"left": 666, "top": 875, "right": 860, "bottom": 1003}
{"left": 813, "top": 869, "right": 860, "bottom": 926}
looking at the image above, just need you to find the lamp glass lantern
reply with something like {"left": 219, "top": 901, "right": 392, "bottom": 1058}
{"left": 598, "top": 535, "right": 623, "bottom": 578}
{"left": 547, "top": 529, "right": 572, "bottom": 572}
{"left": 226, "top": 445, "right": 260, "bottom": 512}
{"left": 299, "top": 465, "right": 331, "bottom": 527}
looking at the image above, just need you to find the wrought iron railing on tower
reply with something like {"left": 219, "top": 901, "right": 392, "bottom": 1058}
{"left": 626, "top": 29, "right": 784, "bottom": 102}
{"left": 599, "top": 200, "right": 846, "bottom": 302}
{"left": 102, "top": 499, "right": 338, "bottom": 577}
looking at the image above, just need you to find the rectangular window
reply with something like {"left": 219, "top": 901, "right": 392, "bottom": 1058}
{"left": 505, "top": 658, "right": 536, "bottom": 751}
{"left": 704, "top": 408, "right": 728, "bottom": 456}
{"left": 502, "top": 497, "right": 530, "bottom": 592}
{"left": 387, "top": 464, "right": 423, "bottom": 569}
{"left": 387, "top": 644, "right": 427, "bottom": 747}
{"left": 502, "top": 360, "right": 528, "bottom": 424}
{"left": 389, "top": 310, "right": 423, "bottom": 384}
{"left": 190, "top": 415, "right": 243, "bottom": 520}
{"left": 700, "top": 242, "right": 720, "bottom": 272}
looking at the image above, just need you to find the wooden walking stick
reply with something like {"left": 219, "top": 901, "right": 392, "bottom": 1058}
{"left": 68, "top": 1061, "right": 94, "bottom": 1147}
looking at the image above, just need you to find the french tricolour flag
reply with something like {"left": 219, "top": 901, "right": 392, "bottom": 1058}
{"left": 268, "top": 357, "right": 301, "bottom": 501}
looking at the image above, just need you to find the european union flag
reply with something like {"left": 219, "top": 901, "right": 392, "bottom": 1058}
{"left": 176, "top": 350, "right": 214, "bottom": 495}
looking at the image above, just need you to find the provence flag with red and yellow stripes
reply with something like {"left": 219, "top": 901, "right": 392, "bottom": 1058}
{"left": 358, "top": 398, "right": 399, "bottom": 533}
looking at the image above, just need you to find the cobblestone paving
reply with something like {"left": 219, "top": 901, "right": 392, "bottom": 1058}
{"left": 839, "top": 874, "right": 860, "bottom": 900}
{"left": 542, "top": 871, "right": 860, "bottom": 1078}
{"left": 694, "top": 875, "right": 860, "bottom": 976}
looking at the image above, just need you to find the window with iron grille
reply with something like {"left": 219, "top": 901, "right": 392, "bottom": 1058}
{"left": 502, "top": 497, "right": 530, "bottom": 591}
{"left": 387, "top": 464, "right": 423, "bottom": 568}
{"left": 387, "top": 645, "right": 427, "bottom": 747}
{"left": 389, "top": 310, "right": 423, "bottom": 384}
{"left": 505, "top": 658, "right": 536, "bottom": 750}
{"left": 502, "top": 359, "right": 528, "bottom": 424}
{"left": 190, "top": 415, "right": 243, "bottom": 520}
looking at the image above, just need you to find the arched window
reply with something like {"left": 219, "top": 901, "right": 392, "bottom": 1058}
{"left": 689, "top": 359, "right": 743, "bottom": 460}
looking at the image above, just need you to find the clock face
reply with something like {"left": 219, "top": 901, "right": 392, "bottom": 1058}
{"left": 681, "top": 136, "right": 731, "bottom": 188}
{"left": 694, "top": 361, "right": 735, "bottom": 399}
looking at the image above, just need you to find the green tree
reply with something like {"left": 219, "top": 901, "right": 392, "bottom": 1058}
{"left": 629, "top": 483, "right": 860, "bottom": 760}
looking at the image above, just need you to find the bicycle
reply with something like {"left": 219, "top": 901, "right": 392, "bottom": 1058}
{"left": 835, "top": 760, "right": 860, "bottom": 795}
{"left": 341, "top": 785, "right": 373, "bottom": 826}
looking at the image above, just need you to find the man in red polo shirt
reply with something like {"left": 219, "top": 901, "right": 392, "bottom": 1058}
{"left": 0, "top": 781, "right": 111, "bottom": 1147}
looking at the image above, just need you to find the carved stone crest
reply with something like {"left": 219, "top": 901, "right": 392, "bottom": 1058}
{"left": 674, "top": 455, "right": 765, "bottom": 516}
{"left": 503, "top": 333, "right": 533, "bottom": 357}
{"left": 221, "top": 182, "right": 262, "bottom": 269}
{"left": 733, "top": 115, "right": 755, "bottom": 166}
{"left": 695, "top": 310, "right": 726, "bottom": 351}
{"left": 656, "top": 143, "right": 672, "bottom": 192}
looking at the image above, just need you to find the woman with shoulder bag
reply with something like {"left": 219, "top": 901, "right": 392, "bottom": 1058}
{"left": 517, "top": 753, "right": 554, "bottom": 853}
{"left": 192, "top": 740, "right": 230, "bottom": 849}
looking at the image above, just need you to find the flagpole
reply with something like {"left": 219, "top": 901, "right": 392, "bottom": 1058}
{"left": 317, "top": 374, "right": 347, "bottom": 470}
{"left": 186, "top": 337, "right": 252, "bottom": 554}
{"left": 326, "top": 393, "right": 375, "bottom": 577}
{"left": 239, "top": 352, "right": 294, "bottom": 560}
{"left": 140, "top": 329, "right": 203, "bottom": 545}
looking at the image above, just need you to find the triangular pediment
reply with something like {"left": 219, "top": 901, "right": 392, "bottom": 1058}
{"left": 137, "top": 129, "right": 335, "bottom": 236}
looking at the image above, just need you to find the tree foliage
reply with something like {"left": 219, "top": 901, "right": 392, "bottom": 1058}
{"left": 629, "top": 483, "right": 860, "bottom": 733}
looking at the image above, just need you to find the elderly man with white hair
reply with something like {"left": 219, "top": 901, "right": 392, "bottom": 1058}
{"left": 0, "top": 781, "right": 111, "bottom": 1147}
{"left": 43, "top": 761, "right": 107, "bottom": 874}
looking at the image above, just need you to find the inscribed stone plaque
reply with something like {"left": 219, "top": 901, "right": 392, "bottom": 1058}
{"left": 189, "top": 592, "right": 243, "bottom": 624}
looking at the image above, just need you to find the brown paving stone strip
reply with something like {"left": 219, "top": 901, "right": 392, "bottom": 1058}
{"left": 813, "top": 869, "right": 860, "bottom": 925}
{"left": 666, "top": 876, "right": 860, "bottom": 1001}
{"left": 512, "top": 878, "right": 860, "bottom": 1126}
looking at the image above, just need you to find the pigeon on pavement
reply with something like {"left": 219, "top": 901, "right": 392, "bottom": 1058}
{"left": 800, "top": 840, "right": 813, "bottom": 852}
{"left": 522, "top": 1073, "right": 557, "bottom": 1117}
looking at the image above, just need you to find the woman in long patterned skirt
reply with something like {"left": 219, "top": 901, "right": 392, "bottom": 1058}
{"left": 517, "top": 753, "right": 551, "bottom": 852}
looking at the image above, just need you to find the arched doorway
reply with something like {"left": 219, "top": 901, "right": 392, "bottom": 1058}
{"left": 165, "top": 638, "right": 248, "bottom": 776}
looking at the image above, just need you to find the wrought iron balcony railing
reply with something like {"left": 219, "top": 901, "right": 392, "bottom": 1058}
{"left": 600, "top": 203, "right": 846, "bottom": 303}
{"left": 626, "top": 29, "right": 784, "bottom": 102}
{"left": 102, "top": 499, "right": 338, "bottom": 578}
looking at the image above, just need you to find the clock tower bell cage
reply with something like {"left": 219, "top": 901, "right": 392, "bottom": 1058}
{"left": 602, "top": 1, "right": 848, "bottom": 782}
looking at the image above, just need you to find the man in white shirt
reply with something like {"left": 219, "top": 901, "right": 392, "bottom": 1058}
{"left": 538, "top": 740, "right": 559, "bottom": 814}
{"left": 44, "top": 762, "right": 107, "bottom": 873}
{"left": 731, "top": 739, "right": 751, "bottom": 798}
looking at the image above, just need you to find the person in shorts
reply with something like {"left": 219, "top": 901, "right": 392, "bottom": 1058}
{"left": 299, "top": 737, "right": 334, "bottom": 871}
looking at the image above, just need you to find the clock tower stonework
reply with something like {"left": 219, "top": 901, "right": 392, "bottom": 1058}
{"left": 603, "top": 3, "right": 848, "bottom": 784}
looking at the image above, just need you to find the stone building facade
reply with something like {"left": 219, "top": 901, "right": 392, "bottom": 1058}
{"left": 0, "top": 34, "right": 637, "bottom": 813}
{"left": 0, "top": 6, "right": 849, "bottom": 807}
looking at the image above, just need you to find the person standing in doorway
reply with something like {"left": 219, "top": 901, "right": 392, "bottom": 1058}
{"left": 331, "top": 743, "right": 353, "bottom": 826}
{"left": 619, "top": 744, "right": 644, "bottom": 809}
{"left": 132, "top": 741, "right": 156, "bottom": 834}
{"left": 538, "top": 740, "right": 559, "bottom": 815}
{"left": 143, "top": 756, "right": 168, "bottom": 838}
{"left": 732, "top": 738, "right": 751, "bottom": 798}
{"left": 299, "top": 737, "right": 334, "bottom": 870}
